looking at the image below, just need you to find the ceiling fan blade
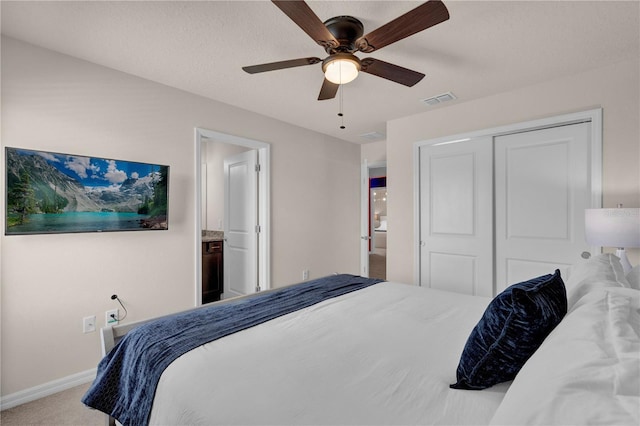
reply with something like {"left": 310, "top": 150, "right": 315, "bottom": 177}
{"left": 272, "top": 1, "right": 339, "bottom": 50}
{"left": 318, "top": 78, "right": 339, "bottom": 100}
{"left": 356, "top": 0, "right": 449, "bottom": 53}
{"left": 360, "top": 58, "right": 425, "bottom": 87}
{"left": 242, "top": 57, "right": 322, "bottom": 74}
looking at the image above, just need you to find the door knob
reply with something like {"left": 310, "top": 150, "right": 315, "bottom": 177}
{"left": 581, "top": 251, "right": 591, "bottom": 259}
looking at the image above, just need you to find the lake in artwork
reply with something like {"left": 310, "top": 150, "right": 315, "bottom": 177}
{"left": 5, "top": 147, "right": 169, "bottom": 235}
{"left": 8, "top": 211, "right": 154, "bottom": 234}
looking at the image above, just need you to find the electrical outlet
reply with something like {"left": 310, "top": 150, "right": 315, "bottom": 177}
{"left": 83, "top": 316, "right": 96, "bottom": 333}
{"left": 106, "top": 309, "right": 119, "bottom": 326}
{"left": 302, "top": 269, "right": 309, "bottom": 281}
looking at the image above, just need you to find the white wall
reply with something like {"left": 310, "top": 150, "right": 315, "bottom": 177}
{"left": 202, "top": 141, "right": 251, "bottom": 231}
{"left": 386, "top": 58, "right": 640, "bottom": 285}
{"left": 361, "top": 140, "right": 386, "bottom": 164}
{"left": 0, "top": 37, "right": 361, "bottom": 397}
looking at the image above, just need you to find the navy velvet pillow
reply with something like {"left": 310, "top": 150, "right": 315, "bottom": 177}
{"left": 450, "top": 270, "right": 567, "bottom": 390}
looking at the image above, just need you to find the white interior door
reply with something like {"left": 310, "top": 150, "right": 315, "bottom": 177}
{"left": 495, "top": 122, "right": 591, "bottom": 292}
{"left": 419, "top": 137, "right": 494, "bottom": 296}
{"left": 224, "top": 150, "right": 258, "bottom": 298}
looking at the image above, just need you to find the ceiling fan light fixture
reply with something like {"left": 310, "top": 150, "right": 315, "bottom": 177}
{"left": 322, "top": 54, "right": 361, "bottom": 85}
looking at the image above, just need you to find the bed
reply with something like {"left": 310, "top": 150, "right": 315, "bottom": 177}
{"left": 375, "top": 215, "right": 387, "bottom": 232}
{"left": 83, "top": 254, "right": 640, "bottom": 426}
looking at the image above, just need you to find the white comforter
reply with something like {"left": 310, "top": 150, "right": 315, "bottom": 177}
{"left": 149, "top": 282, "right": 509, "bottom": 425}
{"left": 490, "top": 286, "right": 640, "bottom": 425}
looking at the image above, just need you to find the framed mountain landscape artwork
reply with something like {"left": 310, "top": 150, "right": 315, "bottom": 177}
{"left": 5, "top": 147, "right": 169, "bottom": 235}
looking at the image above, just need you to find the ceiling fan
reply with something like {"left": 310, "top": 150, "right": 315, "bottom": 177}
{"left": 242, "top": 0, "right": 450, "bottom": 101}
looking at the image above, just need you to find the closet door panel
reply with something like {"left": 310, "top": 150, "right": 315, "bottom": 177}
{"left": 419, "top": 137, "right": 493, "bottom": 297}
{"left": 505, "top": 258, "right": 564, "bottom": 286}
{"left": 429, "top": 252, "right": 477, "bottom": 295}
{"left": 495, "top": 123, "right": 591, "bottom": 292}
{"left": 430, "top": 153, "right": 475, "bottom": 235}
{"left": 504, "top": 141, "right": 570, "bottom": 240}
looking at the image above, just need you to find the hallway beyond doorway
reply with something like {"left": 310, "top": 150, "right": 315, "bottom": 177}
{"left": 369, "top": 247, "right": 386, "bottom": 280}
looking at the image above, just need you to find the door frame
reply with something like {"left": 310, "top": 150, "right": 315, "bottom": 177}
{"left": 195, "top": 127, "right": 270, "bottom": 306}
{"left": 413, "top": 108, "right": 603, "bottom": 286}
{"left": 360, "top": 160, "right": 387, "bottom": 277}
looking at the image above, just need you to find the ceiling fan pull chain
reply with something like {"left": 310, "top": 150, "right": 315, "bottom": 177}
{"left": 339, "top": 85, "right": 346, "bottom": 129}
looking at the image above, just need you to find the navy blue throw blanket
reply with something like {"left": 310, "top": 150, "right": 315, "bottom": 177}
{"left": 82, "top": 274, "right": 382, "bottom": 426}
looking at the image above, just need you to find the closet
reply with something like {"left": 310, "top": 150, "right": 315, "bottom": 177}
{"left": 417, "top": 111, "right": 600, "bottom": 296}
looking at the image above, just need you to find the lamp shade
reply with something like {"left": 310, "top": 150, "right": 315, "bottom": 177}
{"left": 585, "top": 208, "right": 640, "bottom": 248}
{"left": 322, "top": 54, "right": 361, "bottom": 85}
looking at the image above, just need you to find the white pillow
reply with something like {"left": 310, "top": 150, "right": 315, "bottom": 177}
{"left": 626, "top": 265, "right": 640, "bottom": 290}
{"left": 564, "top": 253, "right": 629, "bottom": 309}
{"left": 490, "top": 286, "right": 640, "bottom": 426}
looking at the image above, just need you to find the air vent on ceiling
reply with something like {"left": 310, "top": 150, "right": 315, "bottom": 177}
{"left": 421, "top": 91, "right": 457, "bottom": 106}
{"left": 359, "top": 131, "right": 385, "bottom": 141}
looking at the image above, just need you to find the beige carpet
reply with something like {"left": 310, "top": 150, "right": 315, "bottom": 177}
{"left": 0, "top": 383, "right": 104, "bottom": 426}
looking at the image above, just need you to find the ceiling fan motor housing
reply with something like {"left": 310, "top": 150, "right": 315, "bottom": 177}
{"left": 322, "top": 52, "right": 362, "bottom": 74}
{"left": 323, "top": 16, "right": 364, "bottom": 53}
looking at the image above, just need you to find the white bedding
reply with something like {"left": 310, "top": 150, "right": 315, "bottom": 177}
{"left": 375, "top": 216, "right": 387, "bottom": 231}
{"left": 149, "top": 282, "right": 509, "bottom": 425}
{"left": 98, "top": 254, "right": 638, "bottom": 425}
{"left": 490, "top": 286, "right": 640, "bottom": 425}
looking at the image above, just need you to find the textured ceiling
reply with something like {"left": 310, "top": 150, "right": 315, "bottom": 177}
{"left": 2, "top": 1, "right": 639, "bottom": 144}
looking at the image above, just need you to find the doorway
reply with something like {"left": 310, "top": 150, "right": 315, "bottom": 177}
{"left": 195, "top": 128, "right": 270, "bottom": 306}
{"left": 361, "top": 161, "right": 387, "bottom": 279}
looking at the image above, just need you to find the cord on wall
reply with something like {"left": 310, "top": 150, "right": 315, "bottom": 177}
{"left": 110, "top": 294, "right": 128, "bottom": 322}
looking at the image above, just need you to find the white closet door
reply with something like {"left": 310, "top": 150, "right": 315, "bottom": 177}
{"left": 495, "top": 122, "right": 591, "bottom": 292}
{"left": 419, "top": 137, "right": 494, "bottom": 296}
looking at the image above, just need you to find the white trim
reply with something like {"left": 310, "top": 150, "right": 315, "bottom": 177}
{"left": 589, "top": 110, "right": 603, "bottom": 208}
{"left": 588, "top": 110, "right": 604, "bottom": 256}
{"left": 0, "top": 368, "right": 96, "bottom": 410}
{"left": 413, "top": 108, "right": 603, "bottom": 285}
{"left": 415, "top": 108, "right": 602, "bottom": 149}
{"left": 195, "top": 128, "right": 271, "bottom": 306}
{"left": 360, "top": 159, "right": 369, "bottom": 277}
{"left": 412, "top": 143, "right": 421, "bottom": 286}
{"left": 195, "top": 129, "right": 203, "bottom": 306}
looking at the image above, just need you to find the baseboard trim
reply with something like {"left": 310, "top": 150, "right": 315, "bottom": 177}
{"left": 0, "top": 368, "right": 96, "bottom": 410}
